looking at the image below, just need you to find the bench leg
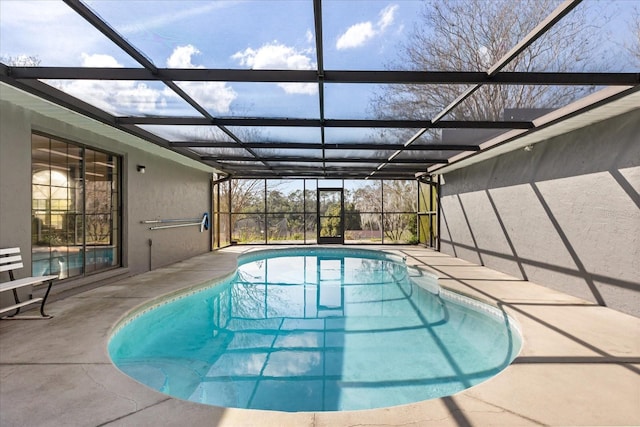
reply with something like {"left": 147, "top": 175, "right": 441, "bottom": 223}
{"left": 2, "top": 281, "right": 54, "bottom": 320}
{"left": 10, "top": 288, "right": 23, "bottom": 317}
{"left": 39, "top": 280, "right": 54, "bottom": 318}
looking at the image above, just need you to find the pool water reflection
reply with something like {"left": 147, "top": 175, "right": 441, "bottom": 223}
{"left": 109, "top": 248, "right": 521, "bottom": 412}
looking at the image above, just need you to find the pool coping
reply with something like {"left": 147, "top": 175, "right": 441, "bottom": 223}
{"left": 1, "top": 245, "right": 638, "bottom": 426}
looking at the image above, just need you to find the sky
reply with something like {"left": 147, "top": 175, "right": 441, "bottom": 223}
{"left": 0, "top": 0, "right": 425, "bottom": 119}
{"left": 0, "top": 0, "right": 638, "bottom": 143}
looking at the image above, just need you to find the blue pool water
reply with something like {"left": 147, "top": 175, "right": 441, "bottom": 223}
{"left": 108, "top": 248, "right": 521, "bottom": 412}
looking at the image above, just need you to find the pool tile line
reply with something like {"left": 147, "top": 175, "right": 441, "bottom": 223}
{"left": 109, "top": 270, "right": 237, "bottom": 336}
{"left": 399, "top": 248, "right": 523, "bottom": 333}
{"left": 439, "top": 288, "right": 523, "bottom": 335}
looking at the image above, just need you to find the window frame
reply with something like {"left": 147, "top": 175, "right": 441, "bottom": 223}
{"left": 31, "top": 131, "right": 122, "bottom": 279}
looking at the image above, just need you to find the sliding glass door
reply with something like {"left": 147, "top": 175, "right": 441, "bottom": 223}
{"left": 31, "top": 133, "right": 120, "bottom": 279}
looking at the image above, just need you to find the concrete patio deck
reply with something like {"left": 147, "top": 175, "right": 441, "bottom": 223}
{"left": 1, "top": 246, "right": 638, "bottom": 427}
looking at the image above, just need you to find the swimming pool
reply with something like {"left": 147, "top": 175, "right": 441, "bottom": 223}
{"left": 108, "top": 247, "right": 521, "bottom": 412}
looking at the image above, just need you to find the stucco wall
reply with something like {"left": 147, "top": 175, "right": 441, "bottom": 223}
{"left": 126, "top": 150, "right": 212, "bottom": 272}
{"left": 0, "top": 100, "right": 212, "bottom": 295}
{"left": 439, "top": 109, "right": 640, "bottom": 317}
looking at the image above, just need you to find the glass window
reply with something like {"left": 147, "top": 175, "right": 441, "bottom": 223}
{"left": 305, "top": 180, "right": 317, "bottom": 244}
{"left": 219, "top": 177, "right": 422, "bottom": 246}
{"left": 266, "top": 213, "right": 305, "bottom": 243}
{"left": 32, "top": 134, "right": 120, "bottom": 278}
{"left": 232, "top": 213, "right": 265, "bottom": 244}
{"left": 265, "top": 180, "right": 305, "bottom": 244}
{"left": 267, "top": 180, "right": 303, "bottom": 213}
{"left": 383, "top": 180, "right": 417, "bottom": 244}
{"left": 230, "top": 178, "right": 265, "bottom": 244}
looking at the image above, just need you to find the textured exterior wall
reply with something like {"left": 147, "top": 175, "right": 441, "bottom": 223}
{"left": 0, "top": 102, "right": 33, "bottom": 263}
{"left": 440, "top": 110, "right": 640, "bottom": 317}
{"left": 126, "top": 151, "right": 212, "bottom": 273}
{"left": 0, "top": 100, "right": 212, "bottom": 290}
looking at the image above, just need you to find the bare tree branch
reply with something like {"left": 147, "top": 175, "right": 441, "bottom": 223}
{"left": 627, "top": 5, "right": 640, "bottom": 66}
{"left": 372, "top": 0, "right": 613, "bottom": 125}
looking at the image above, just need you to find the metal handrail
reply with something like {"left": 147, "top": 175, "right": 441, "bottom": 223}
{"left": 148, "top": 222, "right": 201, "bottom": 230}
{"left": 142, "top": 214, "right": 209, "bottom": 231}
{"left": 141, "top": 218, "right": 201, "bottom": 224}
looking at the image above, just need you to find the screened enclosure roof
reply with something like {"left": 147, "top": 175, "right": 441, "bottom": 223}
{"left": 1, "top": 0, "right": 639, "bottom": 179}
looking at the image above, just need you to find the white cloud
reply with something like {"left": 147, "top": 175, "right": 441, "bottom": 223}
{"left": 232, "top": 43, "right": 314, "bottom": 69}
{"left": 336, "top": 22, "right": 375, "bottom": 50}
{"left": 52, "top": 54, "right": 162, "bottom": 114}
{"left": 232, "top": 42, "right": 317, "bottom": 95}
{"left": 263, "top": 351, "right": 321, "bottom": 376}
{"left": 336, "top": 3, "right": 399, "bottom": 50}
{"left": 165, "top": 45, "right": 237, "bottom": 113}
{"left": 52, "top": 78, "right": 162, "bottom": 115}
{"left": 377, "top": 4, "right": 398, "bottom": 31}
{"left": 80, "top": 53, "right": 122, "bottom": 68}
{"left": 115, "top": 82, "right": 163, "bottom": 113}
{"left": 52, "top": 47, "right": 237, "bottom": 115}
{"left": 166, "top": 45, "right": 202, "bottom": 68}
{"left": 277, "top": 82, "right": 317, "bottom": 95}
{"left": 0, "top": 1, "right": 120, "bottom": 66}
{"left": 306, "top": 29, "right": 315, "bottom": 44}
{"left": 165, "top": 81, "right": 237, "bottom": 114}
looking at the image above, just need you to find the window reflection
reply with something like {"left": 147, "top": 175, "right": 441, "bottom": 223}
{"left": 31, "top": 133, "right": 120, "bottom": 278}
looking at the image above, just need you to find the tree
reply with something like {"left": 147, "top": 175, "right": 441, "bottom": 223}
{"left": 627, "top": 5, "right": 640, "bottom": 66}
{"left": 226, "top": 180, "right": 313, "bottom": 242}
{"left": 265, "top": 187, "right": 305, "bottom": 240}
{"left": 1, "top": 55, "right": 41, "bottom": 66}
{"left": 320, "top": 203, "right": 342, "bottom": 237}
{"left": 223, "top": 179, "right": 263, "bottom": 242}
{"left": 382, "top": 181, "right": 417, "bottom": 243}
{"left": 85, "top": 181, "right": 113, "bottom": 244}
{"left": 372, "top": 0, "right": 611, "bottom": 124}
{"left": 230, "top": 179, "right": 263, "bottom": 213}
{"left": 317, "top": 202, "right": 361, "bottom": 237}
{"left": 344, "top": 203, "right": 362, "bottom": 231}
{"left": 351, "top": 182, "right": 382, "bottom": 233}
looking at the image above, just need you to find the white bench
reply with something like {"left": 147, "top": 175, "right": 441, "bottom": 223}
{"left": 0, "top": 247, "right": 58, "bottom": 319}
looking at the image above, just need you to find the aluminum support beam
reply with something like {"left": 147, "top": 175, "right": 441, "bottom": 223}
{"left": 9, "top": 67, "right": 637, "bottom": 86}
{"left": 116, "top": 117, "right": 534, "bottom": 129}
{"left": 171, "top": 142, "right": 481, "bottom": 151}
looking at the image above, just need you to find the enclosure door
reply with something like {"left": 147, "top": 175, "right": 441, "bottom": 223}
{"left": 317, "top": 188, "right": 344, "bottom": 244}
{"left": 418, "top": 175, "right": 440, "bottom": 250}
